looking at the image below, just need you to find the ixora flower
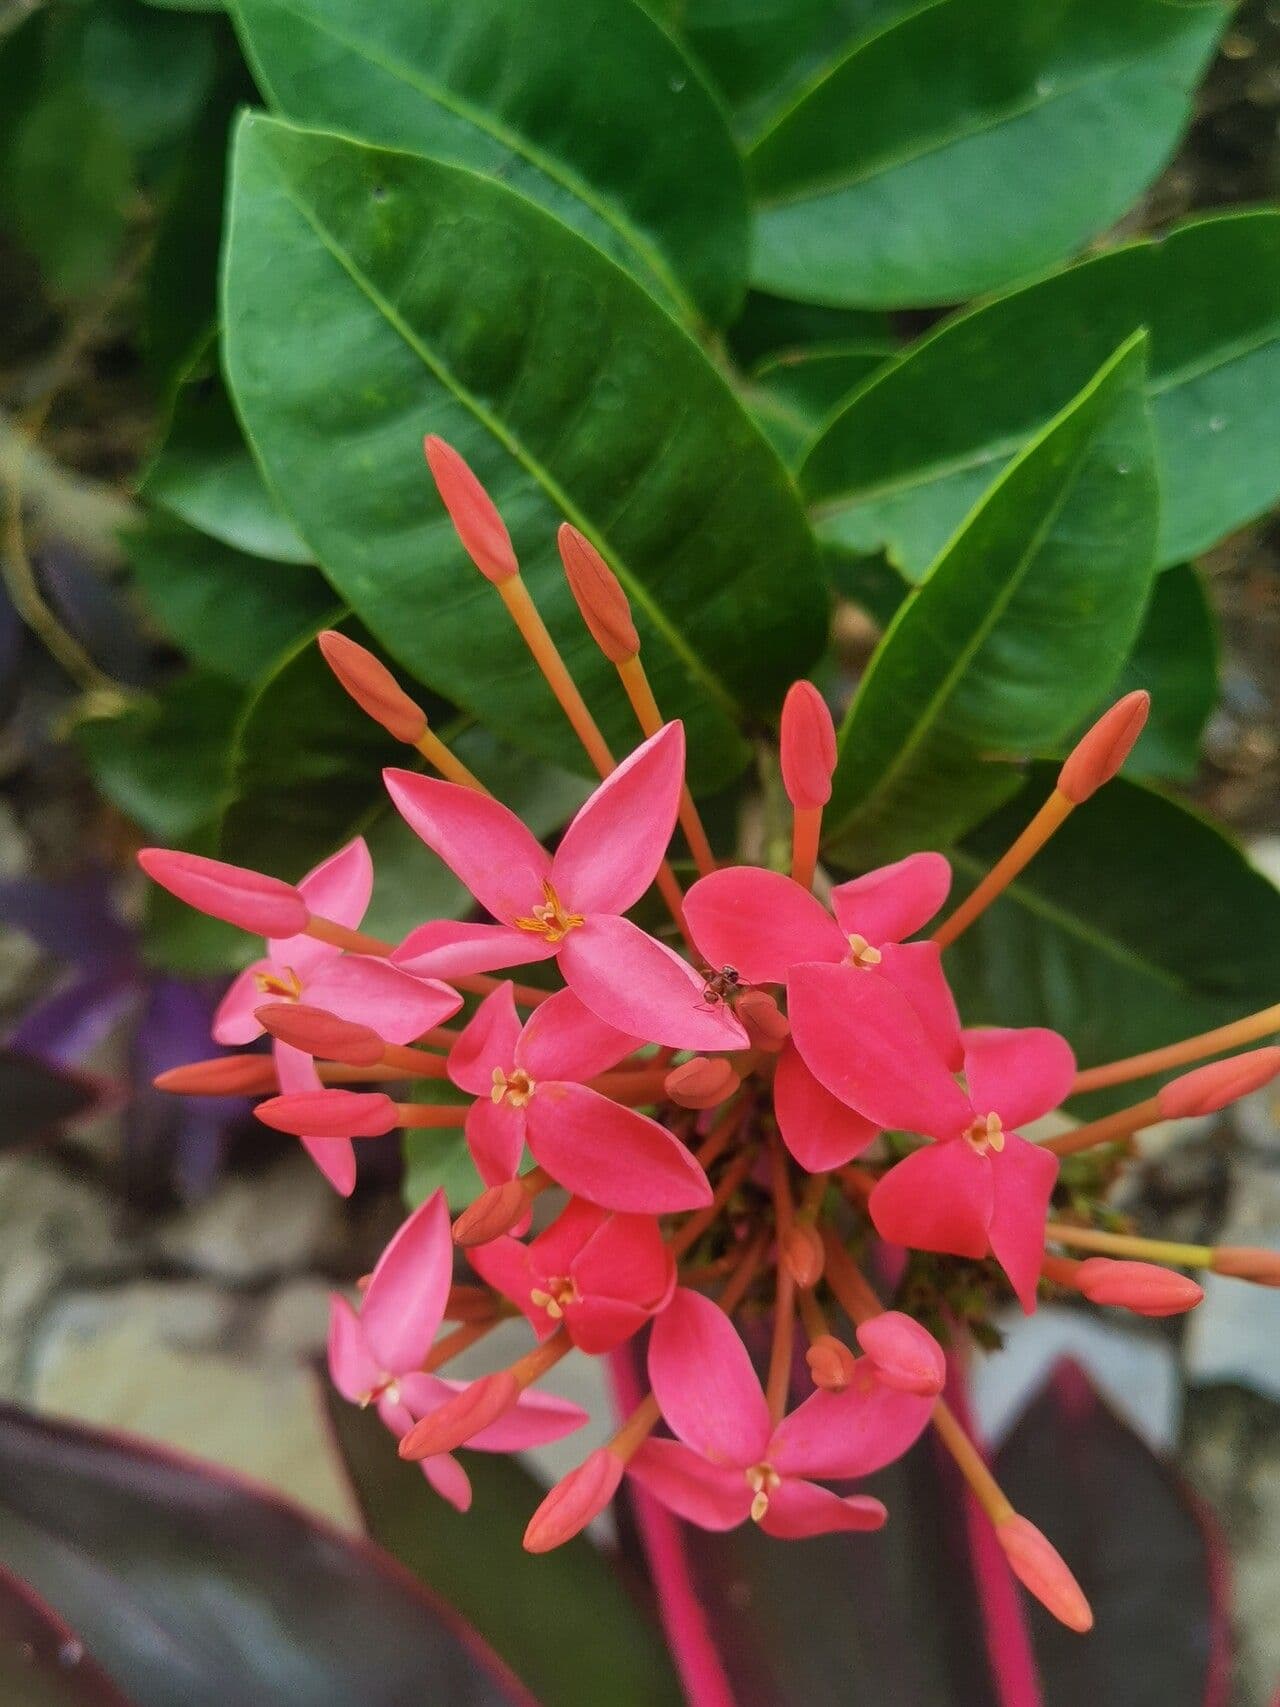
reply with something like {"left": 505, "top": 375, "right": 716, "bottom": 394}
{"left": 143, "top": 436, "right": 1280, "bottom": 1639}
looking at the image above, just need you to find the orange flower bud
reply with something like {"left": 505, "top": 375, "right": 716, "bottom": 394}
{"left": 254, "top": 1089, "right": 396, "bottom": 1138}
{"left": 1156, "top": 1046, "right": 1280, "bottom": 1120}
{"left": 399, "top": 1371, "right": 520, "bottom": 1459}
{"left": 317, "top": 630, "right": 427, "bottom": 743}
{"left": 805, "top": 1334, "right": 859, "bottom": 1391}
{"left": 1057, "top": 690, "right": 1150, "bottom": 804}
{"left": 557, "top": 525, "right": 639, "bottom": 663}
{"left": 736, "top": 990, "right": 790, "bottom": 1053}
{"left": 452, "top": 1179, "right": 531, "bottom": 1247}
{"left": 855, "top": 1311, "right": 946, "bottom": 1395}
{"left": 997, "top": 1514, "right": 1093, "bottom": 1632}
{"left": 523, "top": 1449, "right": 624, "bottom": 1553}
{"left": 137, "top": 849, "right": 308, "bottom": 938}
{"left": 780, "top": 680, "right": 837, "bottom": 811}
{"left": 783, "top": 1222, "right": 825, "bottom": 1288}
{"left": 1074, "top": 1257, "right": 1204, "bottom": 1316}
{"left": 153, "top": 1055, "right": 278, "bottom": 1096}
{"left": 423, "top": 436, "right": 518, "bottom": 584}
{"left": 664, "top": 1056, "right": 740, "bottom": 1109}
{"left": 254, "top": 1002, "right": 386, "bottom": 1067}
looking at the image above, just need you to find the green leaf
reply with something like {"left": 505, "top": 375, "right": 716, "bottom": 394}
{"left": 726, "top": 288, "right": 892, "bottom": 368}
{"left": 826, "top": 334, "right": 1158, "bottom": 862}
{"left": 230, "top": 0, "right": 749, "bottom": 327}
{"left": 139, "top": 368, "right": 312, "bottom": 564}
{"left": 324, "top": 1385, "right": 684, "bottom": 1707}
{"left": 222, "top": 114, "right": 826, "bottom": 789}
{"left": 126, "top": 515, "right": 334, "bottom": 685}
{"left": 944, "top": 766, "right": 1280, "bottom": 1117}
{"left": 1111, "top": 562, "right": 1219, "bottom": 783}
{"left": 79, "top": 0, "right": 218, "bottom": 157}
{"left": 742, "top": 341, "right": 898, "bottom": 462}
{"left": 748, "top": 0, "right": 1225, "bottom": 308}
{"left": 804, "top": 209, "right": 1280, "bottom": 575}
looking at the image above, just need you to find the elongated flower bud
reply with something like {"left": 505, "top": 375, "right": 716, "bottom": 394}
{"left": 783, "top": 1223, "right": 825, "bottom": 1288}
{"left": 736, "top": 990, "right": 790, "bottom": 1052}
{"left": 154, "top": 1056, "right": 278, "bottom": 1096}
{"left": 399, "top": 1372, "right": 520, "bottom": 1459}
{"left": 558, "top": 525, "right": 639, "bottom": 663}
{"left": 424, "top": 437, "right": 518, "bottom": 584}
{"left": 665, "top": 1056, "right": 740, "bottom": 1110}
{"left": 255, "top": 1089, "right": 396, "bottom": 1138}
{"left": 452, "top": 1179, "right": 531, "bottom": 1247}
{"left": 1156, "top": 1047, "right": 1280, "bottom": 1120}
{"left": 997, "top": 1515, "right": 1093, "bottom": 1632}
{"left": 1074, "top": 1257, "right": 1203, "bottom": 1316}
{"left": 255, "top": 1002, "right": 386, "bottom": 1067}
{"left": 1211, "top": 1245, "right": 1280, "bottom": 1286}
{"left": 523, "top": 1449, "right": 624, "bottom": 1553}
{"left": 806, "top": 1334, "right": 859, "bottom": 1392}
{"left": 856, "top": 1311, "right": 946, "bottom": 1395}
{"left": 780, "top": 681, "right": 837, "bottom": 811}
{"left": 317, "top": 630, "right": 427, "bottom": 742}
{"left": 1057, "top": 690, "right": 1150, "bottom": 804}
{"left": 138, "top": 849, "right": 308, "bottom": 938}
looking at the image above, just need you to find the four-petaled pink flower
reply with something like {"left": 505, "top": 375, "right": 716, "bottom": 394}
{"left": 470, "top": 1197, "right": 675, "bottom": 1353}
{"left": 628, "top": 1288, "right": 936, "bottom": 1538}
{"left": 212, "top": 838, "right": 460, "bottom": 1194}
{"left": 327, "top": 1189, "right": 587, "bottom": 1510}
{"left": 387, "top": 724, "right": 747, "bottom": 1052}
{"left": 447, "top": 984, "right": 711, "bottom": 1212}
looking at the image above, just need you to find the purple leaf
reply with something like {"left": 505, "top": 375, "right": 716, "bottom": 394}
{"left": 0, "top": 868, "right": 134, "bottom": 972}
{"left": 10, "top": 974, "right": 139, "bottom": 1068}
{"left": 0, "top": 1562, "right": 139, "bottom": 1705}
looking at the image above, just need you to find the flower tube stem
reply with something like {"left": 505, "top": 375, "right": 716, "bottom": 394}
{"left": 1041, "top": 1097, "right": 1158, "bottom": 1157}
{"left": 393, "top": 1102, "right": 470, "bottom": 1129}
{"left": 1044, "top": 1221, "right": 1214, "bottom": 1268}
{"left": 413, "top": 726, "right": 488, "bottom": 792}
{"left": 667, "top": 1147, "right": 755, "bottom": 1259}
{"left": 790, "top": 805, "right": 822, "bottom": 891}
{"left": 1071, "top": 1001, "right": 1280, "bottom": 1095}
{"left": 932, "top": 790, "right": 1073, "bottom": 950}
{"left": 423, "top": 1318, "right": 500, "bottom": 1373}
{"left": 821, "top": 1231, "right": 882, "bottom": 1327}
{"left": 931, "top": 1399, "right": 1015, "bottom": 1525}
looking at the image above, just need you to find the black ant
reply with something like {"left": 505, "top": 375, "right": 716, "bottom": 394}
{"left": 699, "top": 965, "right": 743, "bottom": 1006}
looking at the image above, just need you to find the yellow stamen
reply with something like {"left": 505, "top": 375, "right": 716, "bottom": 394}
{"left": 965, "top": 1111, "right": 1005, "bottom": 1154}
{"left": 254, "top": 966, "right": 303, "bottom": 1000}
{"left": 745, "top": 1463, "right": 781, "bottom": 1523}
{"left": 845, "top": 933, "right": 883, "bottom": 970}
{"left": 530, "top": 1275, "right": 578, "bottom": 1320}
{"left": 491, "top": 1065, "right": 537, "bottom": 1107}
{"left": 513, "top": 879, "right": 585, "bottom": 943}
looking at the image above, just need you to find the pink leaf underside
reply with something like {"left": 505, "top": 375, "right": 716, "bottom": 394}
{"left": 962, "top": 1026, "right": 1077, "bottom": 1131}
{"left": 628, "top": 1438, "right": 754, "bottom": 1531}
{"left": 392, "top": 920, "right": 557, "bottom": 980}
{"left": 757, "top": 1480, "right": 888, "bottom": 1540}
{"left": 828, "top": 851, "right": 952, "bottom": 946}
{"left": 769, "top": 1374, "right": 934, "bottom": 1480}
{"left": 274, "top": 1040, "right": 356, "bottom": 1195}
{"left": 986, "top": 1135, "right": 1060, "bottom": 1312}
{"left": 869, "top": 1139, "right": 994, "bottom": 1261}
{"left": 877, "top": 940, "right": 964, "bottom": 1070}
{"left": 382, "top": 768, "right": 552, "bottom": 922}
{"left": 773, "top": 1040, "right": 880, "bottom": 1170}
{"left": 526, "top": 1083, "right": 711, "bottom": 1212}
{"left": 327, "top": 1294, "right": 381, "bottom": 1403}
{"left": 360, "top": 1189, "right": 453, "bottom": 1373}
{"left": 550, "top": 722, "right": 685, "bottom": 916}
{"left": 648, "top": 1288, "right": 771, "bottom": 1466}
{"left": 449, "top": 983, "right": 522, "bottom": 1095}
{"left": 212, "top": 960, "right": 274, "bottom": 1045}
{"left": 789, "top": 962, "right": 971, "bottom": 1137}
{"left": 304, "top": 955, "right": 461, "bottom": 1044}
{"left": 464, "top": 1097, "right": 527, "bottom": 1187}
{"left": 560, "top": 915, "right": 749, "bottom": 1052}
{"left": 683, "top": 866, "right": 845, "bottom": 985}
{"left": 515, "top": 986, "right": 639, "bottom": 1082}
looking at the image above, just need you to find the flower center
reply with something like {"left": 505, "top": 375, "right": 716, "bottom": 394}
{"left": 529, "top": 1275, "right": 579, "bottom": 1320}
{"left": 358, "top": 1373, "right": 400, "bottom": 1409}
{"left": 745, "top": 1462, "right": 781, "bottom": 1522}
{"left": 845, "top": 933, "right": 882, "bottom": 970}
{"left": 492, "top": 1066, "right": 537, "bottom": 1108}
{"left": 513, "top": 880, "right": 584, "bottom": 943}
{"left": 964, "top": 1111, "right": 1005, "bottom": 1154}
{"left": 254, "top": 965, "right": 303, "bottom": 1000}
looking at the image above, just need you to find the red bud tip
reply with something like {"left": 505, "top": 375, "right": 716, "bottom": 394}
{"left": 1074, "top": 1257, "right": 1204, "bottom": 1317}
{"left": 664, "top": 1056, "right": 741, "bottom": 1110}
{"left": 523, "top": 1449, "right": 624, "bottom": 1553}
{"left": 783, "top": 1223, "right": 825, "bottom": 1288}
{"left": 254, "top": 1002, "right": 386, "bottom": 1067}
{"left": 736, "top": 989, "right": 790, "bottom": 1053}
{"left": 423, "top": 436, "right": 518, "bottom": 584}
{"left": 780, "top": 681, "right": 837, "bottom": 811}
{"left": 997, "top": 1515, "right": 1093, "bottom": 1632}
{"left": 855, "top": 1311, "right": 946, "bottom": 1395}
{"left": 398, "top": 1372, "right": 520, "bottom": 1460}
{"left": 1057, "top": 690, "right": 1150, "bottom": 804}
{"left": 1211, "top": 1245, "right": 1280, "bottom": 1286}
{"left": 253, "top": 1089, "right": 397, "bottom": 1139}
{"left": 1156, "top": 1047, "right": 1280, "bottom": 1120}
{"left": 805, "top": 1335, "right": 859, "bottom": 1392}
{"left": 557, "top": 525, "right": 639, "bottom": 663}
{"left": 153, "top": 1056, "right": 278, "bottom": 1096}
{"left": 452, "top": 1179, "right": 531, "bottom": 1247}
{"left": 137, "top": 849, "right": 308, "bottom": 938}
{"left": 317, "top": 630, "right": 426, "bottom": 743}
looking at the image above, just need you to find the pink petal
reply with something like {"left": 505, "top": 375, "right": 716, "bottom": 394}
{"left": 773, "top": 1040, "right": 880, "bottom": 1171}
{"left": 304, "top": 957, "right": 461, "bottom": 1045}
{"left": 551, "top": 723, "right": 684, "bottom": 915}
{"left": 683, "top": 866, "right": 845, "bottom": 985}
{"left": 361, "top": 1189, "right": 453, "bottom": 1374}
{"left": 963, "top": 1027, "right": 1076, "bottom": 1130}
{"left": 571, "top": 1212, "right": 675, "bottom": 1314}
{"left": 829, "top": 852, "right": 952, "bottom": 946}
{"left": 421, "top": 1453, "right": 473, "bottom": 1511}
{"left": 403, "top": 1374, "right": 588, "bottom": 1451}
{"left": 392, "top": 920, "right": 557, "bottom": 979}
{"left": 327, "top": 1294, "right": 380, "bottom": 1402}
{"left": 383, "top": 768, "right": 552, "bottom": 923}
{"left": 515, "top": 987, "right": 639, "bottom": 1083}
{"left": 464, "top": 1097, "right": 527, "bottom": 1187}
{"left": 211, "top": 961, "right": 273, "bottom": 1046}
{"left": 560, "top": 915, "right": 748, "bottom": 1052}
{"left": 565, "top": 1296, "right": 653, "bottom": 1354}
{"left": 788, "top": 964, "right": 971, "bottom": 1138}
{"left": 448, "top": 983, "right": 522, "bottom": 1094}
{"left": 877, "top": 941, "right": 963, "bottom": 1070}
{"left": 759, "top": 1481, "right": 888, "bottom": 1540}
{"left": 467, "top": 1238, "right": 556, "bottom": 1339}
{"left": 272, "top": 837, "right": 373, "bottom": 974}
{"left": 137, "top": 849, "right": 308, "bottom": 938}
{"left": 868, "top": 1139, "right": 993, "bottom": 1259}
{"left": 854, "top": 1313, "right": 946, "bottom": 1395}
{"left": 627, "top": 1438, "right": 754, "bottom": 1531}
{"left": 527, "top": 1195, "right": 608, "bottom": 1278}
{"left": 647, "top": 1287, "right": 770, "bottom": 1466}
{"left": 770, "top": 1374, "right": 934, "bottom": 1479}
{"left": 275, "top": 1041, "right": 357, "bottom": 1196}
{"left": 527, "top": 1084, "right": 710, "bottom": 1212}
{"left": 987, "top": 1134, "right": 1060, "bottom": 1312}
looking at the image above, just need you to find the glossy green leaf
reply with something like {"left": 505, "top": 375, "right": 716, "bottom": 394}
{"left": 826, "top": 335, "right": 1158, "bottom": 863}
{"left": 804, "top": 210, "right": 1280, "bottom": 575}
{"left": 126, "top": 515, "right": 333, "bottom": 685}
{"left": 726, "top": 289, "right": 892, "bottom": 368}
{"left": 223, "top": 114, "right": 825, "bottom": 788}
{"left": 79, "top": 0, "right": 218, "bottom": 156}
{"left": 324, "top": 1383, "right": 684, "bottom": 1707}
{"left": 744, "top": 341, "right": 898, "bottom": 463}
{"left": 1111, "top": 562, "right": 1219, "bottom": 783}
{"left": 748, "top": 0, "right": 1224, "bottom": 308}
{"left": 945, "top": 766, "right": 1280, "bottom": 1117}
{"left": 231, "top": 0, "right": 748, "bottom": 327}
{"left": 139, "top": 370, "right": 312, "bottom": 564}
